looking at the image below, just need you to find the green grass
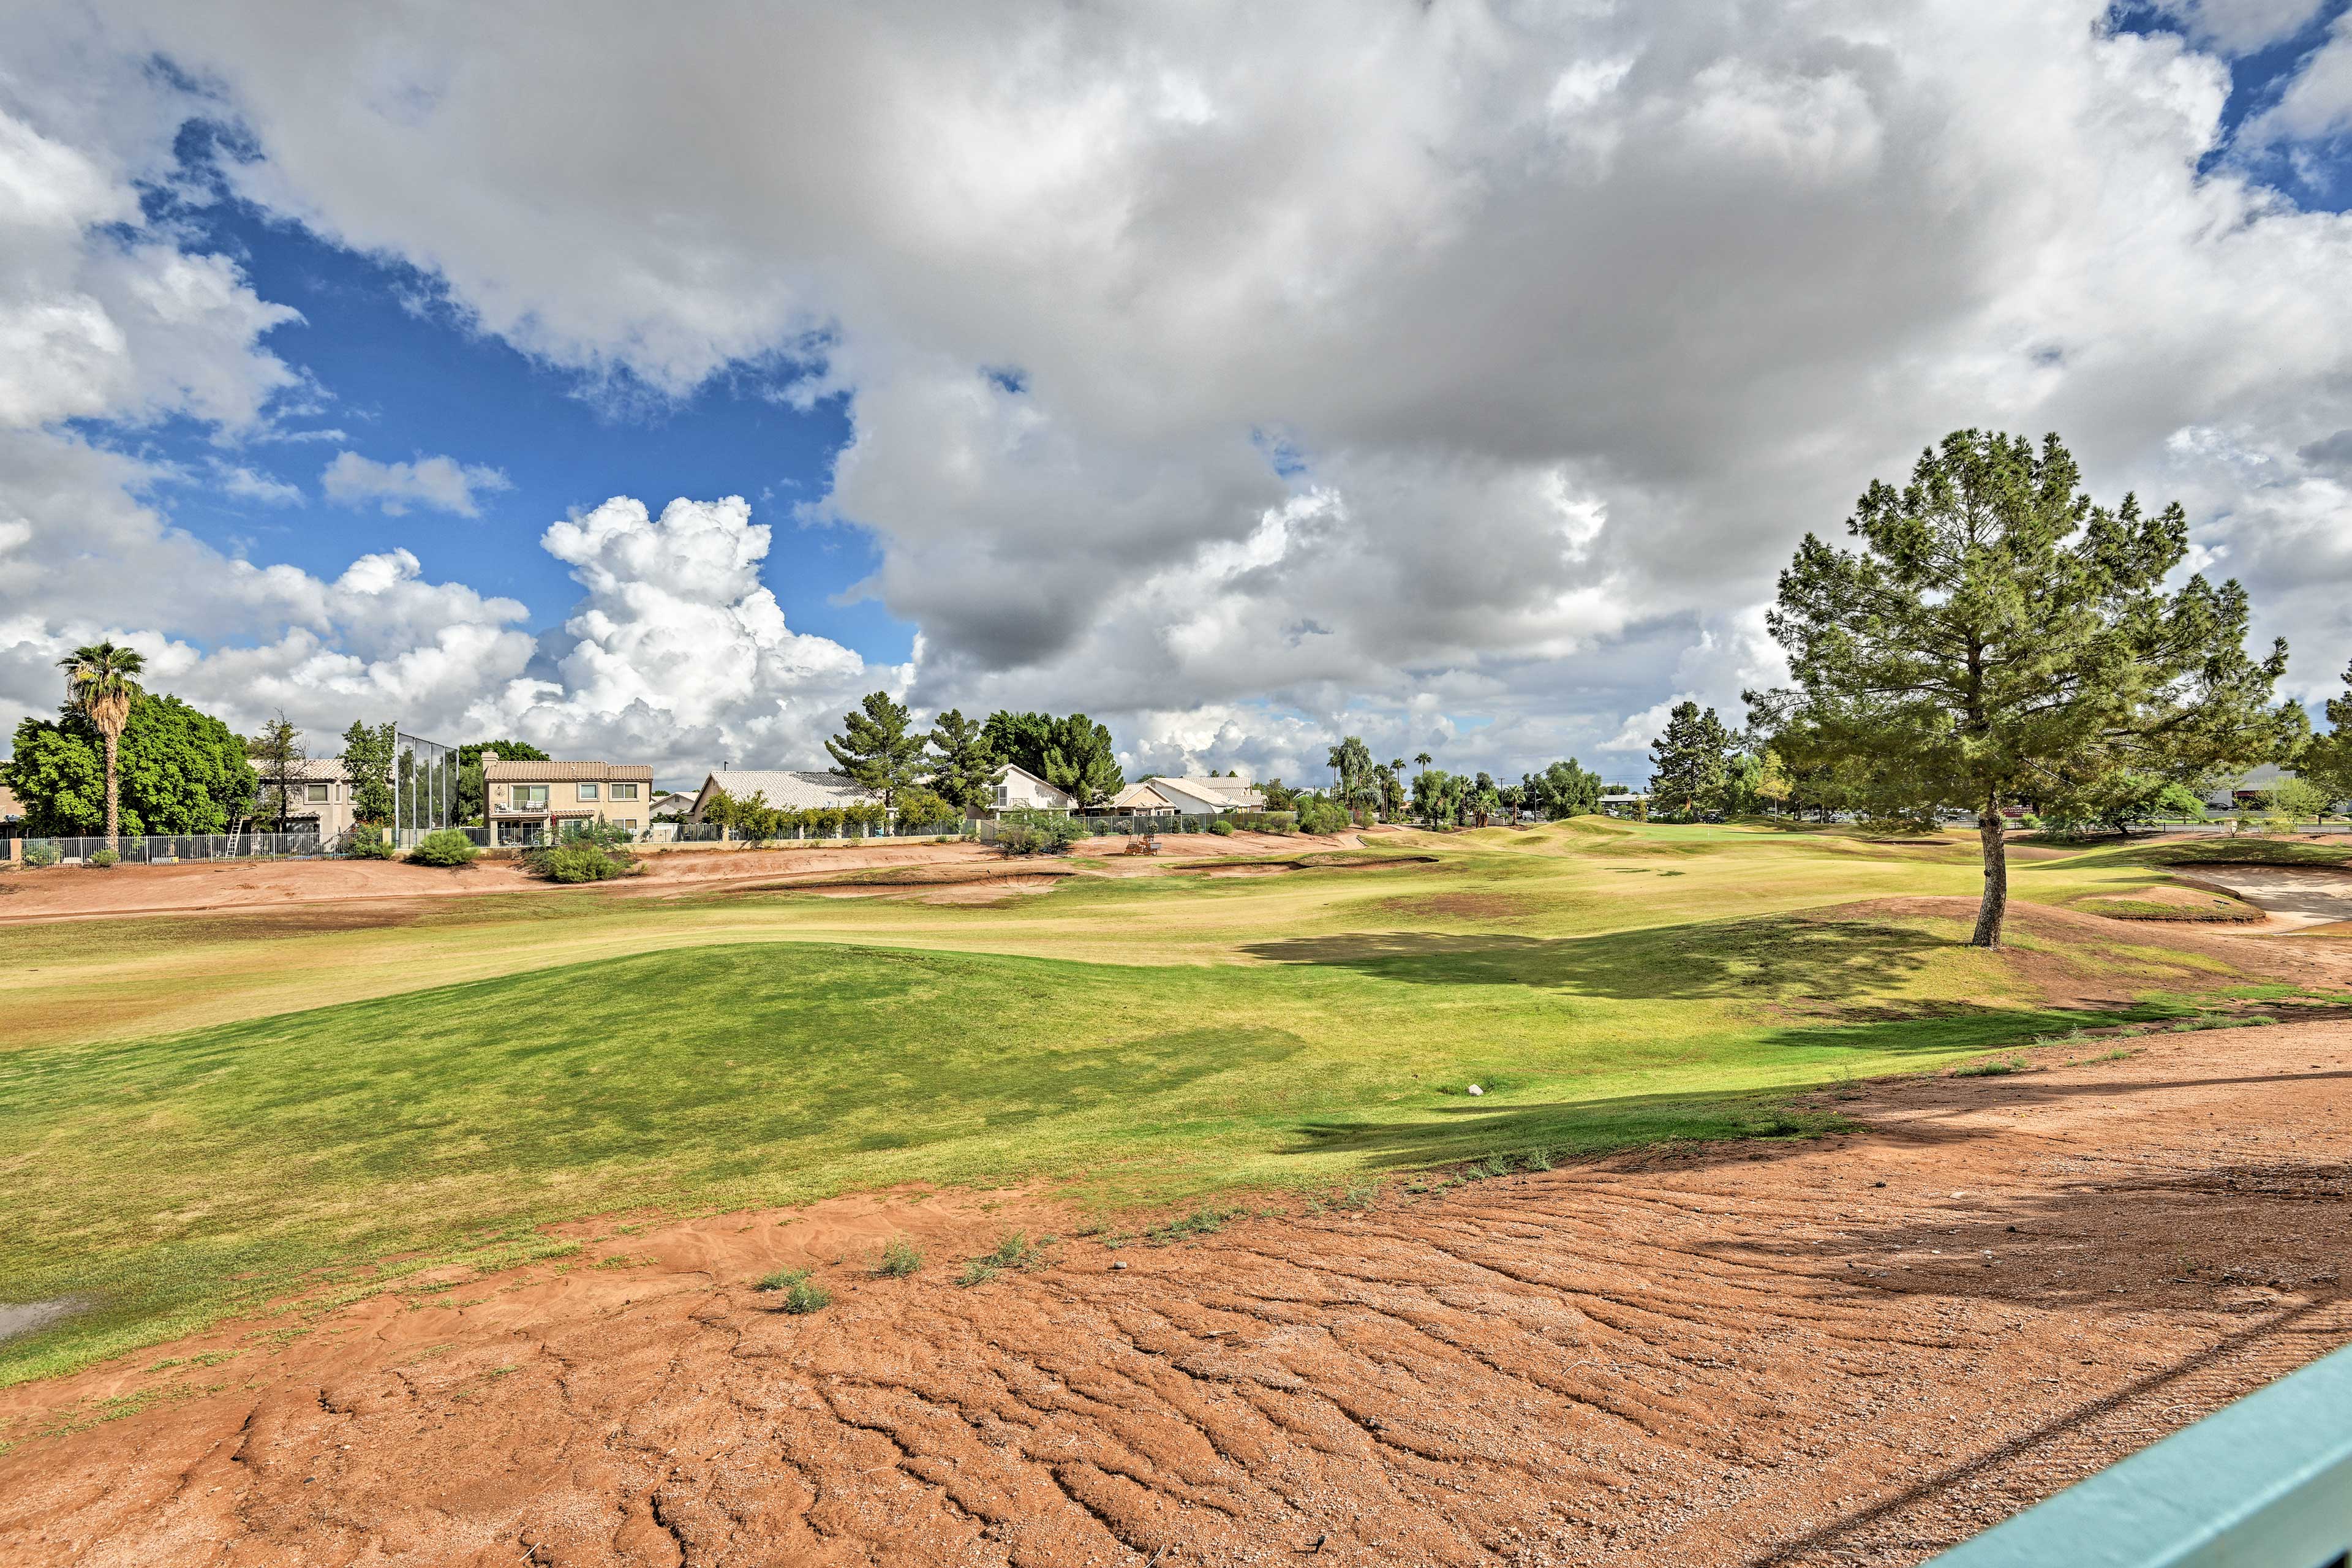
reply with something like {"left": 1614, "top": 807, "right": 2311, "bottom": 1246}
{"left": 0, "top": 816, "right": 2285, "bottom": 1385}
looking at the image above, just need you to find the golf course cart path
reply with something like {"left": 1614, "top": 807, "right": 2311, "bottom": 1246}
{"left": 4, "top": 1023, "right": 2348, "bottom": 1567}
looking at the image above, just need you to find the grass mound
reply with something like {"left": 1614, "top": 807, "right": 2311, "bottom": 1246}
{"left": 2075, "top": 897, "right": 2263, "bottom": 924}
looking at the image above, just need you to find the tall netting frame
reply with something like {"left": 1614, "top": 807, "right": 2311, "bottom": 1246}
{"left": 393, "top": 730, "right": 458, "bottom": 848}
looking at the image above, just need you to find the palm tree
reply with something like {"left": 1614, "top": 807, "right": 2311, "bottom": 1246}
{"left": 58, "top": 640, "right": 146, "bottom": 853}
{"left": 1414, "top": 751, "right": 1433, "bottom": 770}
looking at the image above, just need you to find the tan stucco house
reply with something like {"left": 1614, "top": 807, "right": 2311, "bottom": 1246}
{"left": 486, "top": 759, "right": 656, "bottom": 845}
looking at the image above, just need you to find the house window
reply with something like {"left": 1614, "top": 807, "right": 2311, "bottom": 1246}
{"left": 306, "top": 782, "right": 331, "bottom": 803}
{"left": 578, "top": 782, "right": 600, "bottom": 801}
{"left": 611, "top": 782, "right": 639, "bottom": 800}
{"left": 995, "top": 785, "right": 1009, "bottom": 805}
{"left": 513, "top": 785, "right": 549, "bottom": 809}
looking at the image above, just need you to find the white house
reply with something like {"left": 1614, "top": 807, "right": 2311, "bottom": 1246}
{"left": 1112, "top": 776, "right": 1266, "bottom": 817}
{"left": 687, "top": 769, "right": 883, "bottom": 820}
{"left": 990, "top": 763, "right": 1077, "bottom": 814}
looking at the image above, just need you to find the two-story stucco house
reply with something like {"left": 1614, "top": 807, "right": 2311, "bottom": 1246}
{"left": 485, "top": 759, "right": 656, "bottom": 846}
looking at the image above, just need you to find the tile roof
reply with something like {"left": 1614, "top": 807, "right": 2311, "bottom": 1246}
{"left": 693, "top": 769, "right": 882, "bottom": 812}
{"left": 483, "top": 760, "right": 655, "bottom": 782}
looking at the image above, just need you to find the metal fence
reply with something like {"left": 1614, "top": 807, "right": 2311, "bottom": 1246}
{"left": 1928, "top": 1340, "right": 2352, "bottom": 1566}
{"left": 974, "top": 813, "right": 1242, "bottom": 844}
{"left": 15, "top": 832, "right": 331, "bottom": 865}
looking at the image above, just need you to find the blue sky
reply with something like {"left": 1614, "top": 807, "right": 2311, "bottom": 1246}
{"left": 109, "top": 130, "right": 911, "bottom": 665}
{"left": 7, "top": 2, "right": 2352, "bottom": 781}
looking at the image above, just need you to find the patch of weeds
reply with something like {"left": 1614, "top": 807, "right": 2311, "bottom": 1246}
{"left": 1953, "top": 1055, "right": 2029, "bottom": 1077}
{"left": 486, "top": 1363, "right": 518, "bottom": 1378}
{"left": 594, "top": 1253, "right": 656, "bottom": 1270}
{"left": 2169, "top": 1013, "right": 2275, "bottom": 1033}
{"left": 957, "top": 1258, "right": 1000, "bottom": 1287}
{"left": 1145, "top": 1208, "right": 1232, "bottom": 1244}
{"left": 755, "top": 1268, "right": 832, "bottom": 1314}
{"left": 875, "top": 1236, "right": 923, "bottom": 1278}
{"left": 1336, "top": 1180, "right": 1380, "bottom": 1212}
{"left": 1525, "top": 1147, "right": 1555, "bottom": 1172}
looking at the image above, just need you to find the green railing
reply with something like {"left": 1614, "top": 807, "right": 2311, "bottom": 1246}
{"left": 1929, "top": 1343, "right": 2352, "bottom": 1567}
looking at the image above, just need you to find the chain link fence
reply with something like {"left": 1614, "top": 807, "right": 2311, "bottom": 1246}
{"left": 14, "top": 832, "right": 333, "bottom": 865}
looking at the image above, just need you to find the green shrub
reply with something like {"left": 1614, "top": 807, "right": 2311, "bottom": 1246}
{"left": 876, "top": 1236, "right": 922, "bottom": 1277}
{"left": 21, "top": 841, "right": 59, "bottom": 868}
{"left": 996, "top": 823, "right": 1047, "bottom": 856}
{"left": 86, "top": 848, "right": 119, "bottom": 869}
{"left": 409, "top": 829, "right": 479, "bottom": 867}
{"left": 1208, "top": 818, "right": 1235, "bottom": 837}
{"left": 344, "top": 826, "right": 393, "bottom": 860}
{"left": 527, "top": 842, "right": 633, "bottom": 882}
{"left": 755, "top": 1267, "right": 832, "bottom": 1314}
{"left": 758, "top": 1268, "right": 830, "bottom": 1312}
{"left": 1295, "top": 798, "right": 1350, "bottom": 835}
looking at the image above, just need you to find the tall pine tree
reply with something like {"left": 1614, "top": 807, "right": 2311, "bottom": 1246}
{"left": 826, "top": 691, "right": 927, "bottom": 807}
{"left": 1749, "top": 430, "right": 2296, "bottom": 948}
{"left": 1648, "top": 701, "right": 1733, "bottom": 820}
{"left": 925, "top": 708, "right": 1005, "bottom": 812}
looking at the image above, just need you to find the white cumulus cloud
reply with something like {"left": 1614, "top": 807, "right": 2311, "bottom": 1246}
{"left": 321, "top": 451, "right": 511, "bottom": 517}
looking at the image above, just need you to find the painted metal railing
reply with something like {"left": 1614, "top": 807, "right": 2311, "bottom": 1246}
{"left": 1927, "top": 1342, "right": 2352, "bottom": 1567}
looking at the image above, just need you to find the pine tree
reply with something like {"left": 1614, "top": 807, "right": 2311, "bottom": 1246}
{"left": 2294, "top": 663, "right": 2352, "bottom": 809}
{"left": 1648, "top": 701, "right": 1733, "bottom": 820}
{"left": 1041, "top": 714, "right": 1123, "bottom": 807}
{"left": 247, "top": 713, "right": 307, "bottom": 834}
{"left": 925, "top": 708, "right": 1005, "bottom": 812}
{"left": 825, "top": 691, "right": 927, "bottom": 807}
{"left": 1749, "top": 429, "right": 2296, "bottom": 948}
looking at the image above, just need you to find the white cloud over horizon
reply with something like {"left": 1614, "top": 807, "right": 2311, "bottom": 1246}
{"left": 6, "top": 2, "right": 2352, "bottom": 785}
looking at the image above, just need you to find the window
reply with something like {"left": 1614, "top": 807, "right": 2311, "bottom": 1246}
{"left": 306, "top": 782, "right": 331, "bottom": 803}
{"left": 578, "top": 782, "right": 600, "bottom": 801}
{"left": 610, "top": 782, "right": 639, "bottom": 800}
{"left": 513, "top": 785, "right": 549, "bottom": 809}
{"left": 995, "top": 785, "right": 1009, "bottom": 805}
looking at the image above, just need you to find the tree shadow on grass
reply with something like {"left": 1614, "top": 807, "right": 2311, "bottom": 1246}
{"left": 1243, "top": 913, "right": 1953, "bottom": 1003}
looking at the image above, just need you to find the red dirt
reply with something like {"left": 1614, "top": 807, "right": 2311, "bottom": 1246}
{"left": 6, "top": 1023, "right": 2348, "bottom": 1567}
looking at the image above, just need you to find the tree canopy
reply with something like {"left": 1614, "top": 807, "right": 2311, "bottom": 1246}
{"left": 982, "top": 710, "right": 1123, "bottom": 806}
{"left": 1749, "top": 429, "right": 2296, "bottom": 947}
{"left": 826, "top": 691, "right": 928, "bottom": 805}
{"left": 341, "top": 721, "right": 398, "bottom": 826}
{"left": 1525, "top": 758, "right": 1604, "bottom": 820}
{"left": 4, "top": 692, "right": 254, "bottom": 836}
{"left": 1648, "top": 701, "right": 1735, "bottom": 820}
{"left": 924, "top": 708, "right": 1005, "bottom": 812}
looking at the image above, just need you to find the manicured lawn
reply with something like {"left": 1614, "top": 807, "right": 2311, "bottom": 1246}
{"left": 0, "top": 819, "right": 2287, "bottom": 1384}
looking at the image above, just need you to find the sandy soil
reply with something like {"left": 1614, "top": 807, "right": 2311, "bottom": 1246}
{"left": 5, "top": 1022, "right": 2348, "bottom": 1567}
{"left": 0, "top": 832, "right": 1332, "bottom": 925}
{"left": 2174, "top": 865, "right": 2352, "bottom": 930}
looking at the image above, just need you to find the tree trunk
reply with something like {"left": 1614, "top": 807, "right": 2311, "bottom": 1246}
{"left": 103, "top": 729, "right": 121, "bottom": 853}
{"left": 1972, "top": 793, "right": 2008, "bottom": 948}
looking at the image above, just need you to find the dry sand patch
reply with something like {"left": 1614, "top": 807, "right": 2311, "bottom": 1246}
{"left": 4, "top": 1023, "right": 2348, "bottom": 1567}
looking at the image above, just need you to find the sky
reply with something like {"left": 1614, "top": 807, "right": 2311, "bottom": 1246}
{"left": 5, "top": 1, "right": 2352, "bottom": 791}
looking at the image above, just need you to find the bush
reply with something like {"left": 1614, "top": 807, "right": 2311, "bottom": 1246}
{"left": 86, "top": 848, "right": 119, "bottom": 869}
{"left": 996, "top": 823, "right": 1047, "bottom": 856}
{"left": 1208, "top": 818, "right": 1235, "bottom": 837}
{"left": 409, "top": 829, "right": 480, "bottom": 867}
{"left": 1230, "top": 810, "right": 1297, "bottom": 835}
{"left": 1295, "top": 798, "right": 1350, "bottom": 835}
{"left": 344, "top": 826, "right": 393, "bottom": 860}
{"left": 21, "top": 842, "right": 59, "bottom": 868}
{"left": 527, "top": 842, "right": 634, "bottom": 882}
{"left": 755, "top": 1267, "right": 832, "bottom": 1314}
{"left": 876, "top": 1237, "right": 922, "bottom": 1278}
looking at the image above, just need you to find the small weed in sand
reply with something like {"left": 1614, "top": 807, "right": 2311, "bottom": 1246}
{"left": 875, "top": 1236, "right": 922, "bottom": 1277}
{"left": 1337, "top": 1181, "right": 1380, "bottom": 1211}
{"left": 1953, "top": 1056, "right": 2029, "bottom": 1077}
{"left": 957, "top": 1258, "right": 999, "bottom": 1287}
{"left": 756, "top": 1268, "right": 832, "bottom": 1314}
{"left": 1525, "top": 1147, "right": 1555, "bottom": 1171}
{"left": 2169, "top": 1013, "right": 2274, "bottom": 1033}
{"left": 1146, "top": 1208, "right": 1232, "bottom": 1243}
{"left": 594, "top": 1253, "right": 655, "bottom": 1270}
